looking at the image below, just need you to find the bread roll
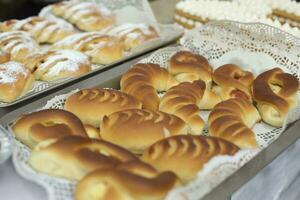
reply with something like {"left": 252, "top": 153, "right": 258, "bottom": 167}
{"left": 252, "top": 68, "right": 299, "bottom": 127}
{"left": 64, "top": 89, "right": 142, "bottom": 127}
{"left": 24, "top": 50, "right": 91, "bottom": 82}
{"left": 169, "top": 51, "right": 212, "bottom": 84}
{"left": 75, "top": 160, "right": 180, "bottom": 200}
{"left": 51, "top": 1, "right": 115, "bottom": 31}
{"left": 84, "top": 124, "right": 100, "bottom": 139}
{"left": 120, "top": 63, "right": 178, "bottom": 110}
{"left": 142, "top": 135, "right": 239, "bottom": 182}
{"left": 52, "top": 32, "right": 124, "bottom": 64}
{"left": 0, "top": 61, "right": 34, "bottom": 103}
{"left": 12, "top": 109, "right": 87, "bottom": 148}
{"left": 101, "top": 109, "right": 189, "bottom": 154}
{"left": 208, "top": 98, "right": 261, "bottom": 148}
{"left": 159, "top": 80, "right": 221, "bottom": 134}
{"left": 29, "top": 135, "right": 137, "bottom": 180}
{"left": 0, "top": 50, "right": 10, "bottom": 64}
{"left": 212, "top": 64, "right": 254, "bottom": 101}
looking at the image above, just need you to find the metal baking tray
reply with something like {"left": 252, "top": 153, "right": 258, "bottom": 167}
{"left": 0, "top": 49, "right": 299, "bottom": 200}
{"left": 0, "top": 24, "right": 183, "bottom": 108}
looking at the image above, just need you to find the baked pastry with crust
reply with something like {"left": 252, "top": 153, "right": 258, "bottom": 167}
{"left": 0, "top": 31, "right": 38, "bottom": 62}
{"left": 51, "top": 1, "right": 115, "bottom": 31}
{"left": 101, "top": 109, "right": 189, "bottom": 154}
{"left": 120, "top": 63, "right": 178, "bottom": 110}
{"left": 252, "top": 68, "right": 299, "bottom": 127}
{"left": 84, "top": 124, "right": 100, "bottom": 139}
{"left": 142, "top": 135, "right": 239, "bottom": 182}
{"left": 0, "top": 16, "right": 74, "bottom": 44}
{"left": 52, "top": 32, "right": 124, "bottom": 64}
{"left": 0, "top": 50, "right": 10, "bottom": 64}
{"left": 212, "top": 64, "right": 254, "bottom": 101}
{"left": 0, "top": 61, "right": 34, "bottom": 102}
{"left": 169, "top": 51, "right": 212, "bottom": 84}
{"left": 208, "top": 98, "right": 261, "bottom": 148}
{"left": 64, "top": 89, "right": 142, "bottom": 127}
{"left": 159, "top": 80, "right": 221, "bottom": 134}
{"left": 105, "top": 23, "right": 159, "bottom": 50}
{"left": 24, "top": 50, "right": 91, "bottom": 82}
{"left": 75, "top": 160, "right": 180, "bottom": 200}
{"left": 12, "top": 109, "right": 87, "bottom": 148}
{"left": 29, "top": 135, "right": 137, "bottom": 180}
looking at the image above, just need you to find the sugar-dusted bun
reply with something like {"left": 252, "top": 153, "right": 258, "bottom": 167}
{"left": 0, "top": 31, "right": 38, "bottom": 62}
{"left": 29, "top": 135, "right": 137, "bottom": 180}
{"left": 159, "top": 80, "right": 221, "bottom": 134}
{"left": 0, "top": 61, "right": 34, "bottom": 103}
{"left": 101, "top": 109, "right": 189, "bottom": 154}
{"left": 252, "top": 68, "right": 299, "bottom": 127}
{"left": 75, "top": 160, "right": 180, "bottom": 200}
{"left": 212, "top": 64, "right": 254, "bottom": 101}
{"left": 120, "top": 63, "right": 178, "bottom": 110}
{"left": 84, "top": 124, "right": 100, "bottom": 139}
{"left": 105, "top": 23, "right": 159, "bottom": 50}
{"left": 0, "top": 50, "right": 10, "bottom": 64}
{"left": 24, "top": 50, "right": 91, "bottom": 82}
{"left": 64, "top": 89, "right": 142, "bottom": 127}
{"left": 208, "top": 98, "right": 261, "bottom": 148}
{"left": 0, "top": 16, "right": 74, "bottom": 44}
{"left": 169, "top": 51, "right": 212, "bottom": 84}
{"left": 51, "top": 1, "right": 115, "bottom": 31}
{"left": 12, "top": 109, "right": 87, "bottom": 148}
{"left": 142, "top": 135, "right": 239, "bottom": 182}
{"left": 52, "top": 32, "right": 124, "bottom": 64}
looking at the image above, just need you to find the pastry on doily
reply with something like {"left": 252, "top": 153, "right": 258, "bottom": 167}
{"left": 51, "top": 1, "right": 115, "bottom": 31}
{"left": 24, "top": 50, "right": 91, "bottom": 81}
{"left": 52, "top": 32, "right": 124, "bottom": 64}
{"left": 0, "top": 61, "right": 34, "bottom": 102}
{"left": 0, "top": 50, "right": 10, "bottom": 64}
{"left": 0, "top": 16, "right": 75, "bottom": 44}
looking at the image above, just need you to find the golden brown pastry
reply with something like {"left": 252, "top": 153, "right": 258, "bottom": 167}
{"left": 84, "top": 124, "right": 100, "bottom": 139}
{"left": 159, "top": 80, "right": 221, "bottom": 134}
{"left": 208, "top": 98, "right": 261, "bottom": 148}
{"left": 101, "top": 109, "right": 189, "bottom": 154}
{"left": 12, "top": 109, "right": 87, "bottom": 148}
{"left": 169, "top": 51, "right": 212, "bottom": 84}
{"left": 0, "top": 50, "right": 10, "bottom": 64}
{"left": 212, "top": 64, "right": 254, "bottom": 101}
{"left": 0, "top": 61, "right": 34, "bottom": 103}
{"left": 75, "top": 160, "right": 180, "bottom": 200}
{"left": 51, "top": 1, "right": 115, "bottom": 31}
{"left": 0, "top": 16, "right": 74, "bottom": 44}
{"left": 29, "top": 135, "right": 137, "bottom": 180}
{"left": 64, "top": 88, "right": 142, "bottom": 127}
{"left": 0, "top": 31, "right": 38, "bottom": 62}
{"left": 252, "top": 68, "right": 299, "bottom": 127}
{"left": 142, "top": 135, "right": 239, "bottom": 182}
{"left": 120, "top": 63, "right": 178, "bottom": 110}
{"left": 105, "top": 23, "right": 159, "bottom": 51}
{"left": 24, "top": 50, "right": 91, "bottom": 82}
{"left": 52, "top": 32, "right": 124, "bottom": 64}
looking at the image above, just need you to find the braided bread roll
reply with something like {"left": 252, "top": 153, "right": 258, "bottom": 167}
{"left": 142, "top": 135, "right": 239, "bottom": 182}
{"left": 252, "top": 68, "right": 299, "bottom": 127}
{"left": 159, "top": 80, "right": 221, "bottom": 134}
{"left": 75, "top": 160, "right": 180, "bottom": 200}
{"left": 29, "top": 135, "right": 137, "bottom": 180}
{"left": 24, "top": 50, "right": 91, "bottom": 82}
{"left": 101, "top": 109, "right": 188, "bottom": 154}
{"left": 0, "top": 31, "right": 38, "bottom": 62}
{"left": 0, "top": 16, "right": 74, "bottom": 44}
{"left": 120, "top": 63, "right": 178, "bottom": 110}
{"left": 169, "top": 51, "right": 212, "bottom": 84}
{"left": 51, "top": 1, "right": 115, "bottom": 31}
{"left": 12, "top": 109, "right": 87, "bottom": 148}
{"left": 212, "top": 64, "right": 254, "bottom": 101}
{"left": 52, "top": 32, "right": 124, "bottom": 64}
{"left": 208, "top": 98, "right": 261, "bottom": 148}
{"left": 0, "top": 61, "right": 34, "bottom": 103}
{"left": 0, "top": 50, "right": 10, "bottom": 64}
{"left": 65, "top": 89, "right": 142, "bottom": 128}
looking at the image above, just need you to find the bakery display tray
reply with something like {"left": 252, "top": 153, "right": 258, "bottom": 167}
{"left": 0, "top": 24, "right": 183, "bottom": 108}
{"left": 0, "top": 48, "right": 299, "bottom": 200}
